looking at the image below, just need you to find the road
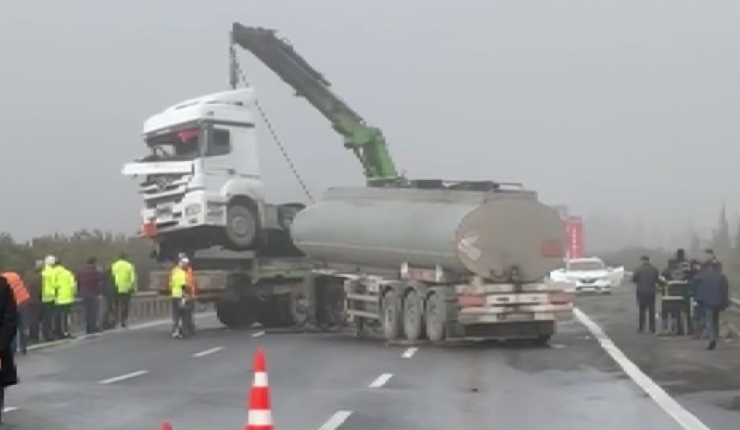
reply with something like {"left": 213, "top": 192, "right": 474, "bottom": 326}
{"left": 3, "top": 286, "right": 739, "bottom": 430}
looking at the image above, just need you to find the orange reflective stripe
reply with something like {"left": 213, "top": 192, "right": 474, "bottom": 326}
{"left": 2, "top": 272, "right": 30, "bottom": 305}
{"left": 186, "top": 268, "right": 197, "bottom": 296}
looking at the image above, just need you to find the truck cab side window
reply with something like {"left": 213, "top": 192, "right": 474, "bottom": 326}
{"left": 206, "top": 128, "right": 232, "bottom": 156}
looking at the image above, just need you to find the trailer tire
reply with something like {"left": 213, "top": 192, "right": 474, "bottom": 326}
{"left": 382, "top": 289, "right": 402, "bottom": 340}
{"left": 403, "top": 289, "right": 424, "bottom": 342}
{"left": 225, "top": 200, "right": 260, "bottom": 250}
{"left": 425, "top": 291, "right": 447, "bottom": 342}
{"left": 216, "top": 300, "right": 255, "bottom": 329}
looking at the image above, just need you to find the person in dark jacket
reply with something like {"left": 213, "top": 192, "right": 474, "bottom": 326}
{"left": 76, "top": 257, "right": 102, "bottom": 334}
{"left": 661, "top": 249, "right": 694, "bottom": 335}
{"left": 632, "top": 255, "right": 660, "bottom": 333}
{"left": 0, "top": 275, "right": 18, "bottom": 425}
{"left": 24, "top": 261, "right": 43, "bottom": 343}
{"left": 692, "top": 259, "right": 730, "bottom": 350}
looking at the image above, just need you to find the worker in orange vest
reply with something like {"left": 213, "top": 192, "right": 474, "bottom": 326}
{"left": 2, "top": 271, "right": 30, "bottom": 354}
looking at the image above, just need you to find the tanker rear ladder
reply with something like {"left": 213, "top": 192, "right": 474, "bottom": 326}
{"left": 230, "top": 23, "right": 401, "bottom": 185}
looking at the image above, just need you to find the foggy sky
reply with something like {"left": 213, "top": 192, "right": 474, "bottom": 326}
{"left": 2, "top": 0, "right": 739, "bottom": 246}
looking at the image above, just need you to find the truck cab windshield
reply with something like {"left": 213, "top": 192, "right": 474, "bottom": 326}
{"left": 143, "top": 128, "right": 200, "bottom": 161}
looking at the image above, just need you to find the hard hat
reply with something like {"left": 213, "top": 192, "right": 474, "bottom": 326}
{"left": 44, "top": 255, "right": 57, "bottom": 266}
{"left": 179, "top": 256, "right": 190, "bottom": 265}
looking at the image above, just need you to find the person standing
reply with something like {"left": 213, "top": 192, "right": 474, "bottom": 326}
{"left": 76, "top": 258, "right": 102, "bottom": 334}
{"left": 53, "top": 260, "right": 77, "bottom": 339}
{"left": 24, "top": 261, "right": 43, "bottom": 343}
{"left": 40, "top": 255, "right": 59, "bottom": 341}
{"left": 0, "top": 275, "right": 19, "bottom": 426}
{"left": 169, "top": 256, "right": 196, "bottom": 338}
{"left": 111, "top": 253, "right": 137, "bottom": 328}
{"left": 632, "top": 255, "right": 660, "bottom": 334}
{"left": 1, "top": 271, "right": 29, "bottom": 354}
{"left": 692, "top": 256, "right": 730, "bottom": 350}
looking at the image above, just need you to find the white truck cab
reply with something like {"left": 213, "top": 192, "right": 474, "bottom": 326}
{"left": 122, "top": 89, "right": 303, "bottom": 259}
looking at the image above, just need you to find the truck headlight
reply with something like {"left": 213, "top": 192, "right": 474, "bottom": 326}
{"left": 185, "top": 204, "right": 201, "bottom": 217}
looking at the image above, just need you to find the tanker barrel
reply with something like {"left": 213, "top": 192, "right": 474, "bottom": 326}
{"left": 290, "top": 186, "right": 566, "bottom": 283}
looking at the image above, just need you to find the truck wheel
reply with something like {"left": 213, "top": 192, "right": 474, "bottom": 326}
{"left": 382, "top": 289, "right": 402, "bottom": 340}
{"left": 425, "top": 291, "right": 447, "bottom": 342}
{"left": 403, "top": 289, "right": 424, "bottom": 342}
{"left": 225, "top": 202, "right": 259, "bottom": 249}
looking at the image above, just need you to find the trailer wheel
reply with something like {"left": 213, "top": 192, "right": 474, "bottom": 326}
{"left": 225, "top": 201, "right": 260, "bottom": 250}
{"left": 216, "top": 300, "right": 255, "bottom": 329}
{"left": 382, "top": 289, "right": 402, "bottom": 340}
{"left": 290, "top": 292, "right": 309, "bottom": 327}
{"left": 425, "top": 291, "right": 447, "bottom": 342}
{"left": 403, "top": 289, "right": 424, "bottom": 342}
{"left": 533, "top": 334, "right": 552, "bottom": 346}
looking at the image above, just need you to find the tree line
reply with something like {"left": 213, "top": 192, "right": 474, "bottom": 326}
{"left": 0, "top": 230, "right": 160, "bottom": 289}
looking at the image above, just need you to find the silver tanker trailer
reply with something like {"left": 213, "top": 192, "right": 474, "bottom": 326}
{"left": 292, "top": 180, "right": 576, "bottom": 344}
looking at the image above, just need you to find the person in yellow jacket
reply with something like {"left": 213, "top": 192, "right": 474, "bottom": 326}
{"left": 40, "top": 255, "right": 60, "bottom": 341}
{"left": 53, "top": 259, "right": 77, "bottom": 339}
{"left": 110, "top": 253, "right": 137, "bottom": 328}
{"left": 169, "top": 256, "right": 195, "bottom": 338}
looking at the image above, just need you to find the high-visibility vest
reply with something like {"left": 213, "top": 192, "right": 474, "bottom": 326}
{"left": 2, "top": 272, "right": 29, "bottom": 305}
{"left": 111, "top": 259, "right": 137, "bottom": 293}
{"left": 169, "top": 266, "right": 187, "bottom": 298}
{"left": 41, "top": 265, "right": 58, "bottom": 303}
{"left": 55, "top": 266, "right": 77, "bottom": 305}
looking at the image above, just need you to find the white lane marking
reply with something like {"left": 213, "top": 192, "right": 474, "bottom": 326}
{"left": 401, "top": 347, "right": 418, "bottom": 358}
{"left": 98, "top": 370, "right": 150, "bottom": 385}
{"left": 192, "top": 346, "right": 224, "bottom": 358}
{"left": 2, "top": 406, "right": 18, "bottom": 413}
{"left": 252, "top": 331, "right": 265, "bottom": 338}
{"left": 317, "top": 410, "right": 352, "bottom": 430}
{"left": 368, "top": 373, "right": 393, "bottom": 388}
{"left": 574, "top": 308, "right": 710, "bottom": 430}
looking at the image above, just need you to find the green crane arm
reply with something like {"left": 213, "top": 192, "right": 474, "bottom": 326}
{"left": 231, "top": 23, "right": 402, "bottom": 185}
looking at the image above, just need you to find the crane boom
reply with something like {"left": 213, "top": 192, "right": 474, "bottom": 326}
{"left": 230, "top": 23, "right": 402, "bottom": 185}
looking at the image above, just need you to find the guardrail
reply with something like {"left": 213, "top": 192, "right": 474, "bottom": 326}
{"left": 63, "top": 291, "right": 173, "bottom": 333}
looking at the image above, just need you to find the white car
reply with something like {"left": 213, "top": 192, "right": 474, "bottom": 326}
{"left": 550, "top": 257, "right": 622, "bottom": 295}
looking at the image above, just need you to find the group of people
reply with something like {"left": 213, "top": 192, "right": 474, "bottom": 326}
{"left": 632, "top": 248, "right": 730, "bottom": 350}
{"left": 3, "top": 253, "right": 139, "bottom": 354}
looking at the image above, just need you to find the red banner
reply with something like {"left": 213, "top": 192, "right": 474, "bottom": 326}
{"left": 565, "top": 216, "right": 584, "bottom": 259}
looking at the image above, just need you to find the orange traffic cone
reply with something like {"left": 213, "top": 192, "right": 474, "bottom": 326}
{"left": 246, "top": 347, "right": 274, "bottom": 430}
{"left": 160, "top": 422, "right": 173, "bottom": 430}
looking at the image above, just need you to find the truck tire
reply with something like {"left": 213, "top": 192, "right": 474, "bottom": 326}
{"left": 225, "top": 202, "right": 260, "bottom": 250}
{"left": 425, "top": 291, "right": 447, "bottom": 342}
{"left": 382, "top": 289, "right": 402, "bottom": 340}
{"left": 216, "top": 300, "right": 255, "bottom": 329}
{"left": 403, "top": 289, "right": 424, "bottom": 342}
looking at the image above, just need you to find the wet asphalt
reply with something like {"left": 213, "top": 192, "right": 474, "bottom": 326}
{"left": 3, "top": 284, "right": 737, "bottom": 430}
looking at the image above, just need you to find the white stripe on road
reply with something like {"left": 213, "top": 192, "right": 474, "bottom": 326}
{"left": 98, "top": 370, "right": 149, "bottom": 385}
{"left": 318, "top": 411, "right": 352, "bottom": 430}
{"left": 2, "top": 406, "right": 18, "bottom": 413}
{"left": 192, "top": 346, "right": 224, "bottom": 358}
{"left": 574, "top": 307, "right": 710, "bottom": 430}
{"left": 368, "top": 373, "right": 393, "bottom": 388}
{"left": 251, "top": 331, "right": 265, "bottom": 338}
{"left": 401, "top": 347, "right": 418, "bottom": 358}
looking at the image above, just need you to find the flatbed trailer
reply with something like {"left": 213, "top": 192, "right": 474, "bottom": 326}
{"left": 150, "top": 249, "right": 574, "bottom": 343}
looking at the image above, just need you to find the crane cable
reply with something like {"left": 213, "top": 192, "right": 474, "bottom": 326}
{"left": 229, "top": 45, "right": 315, "bottom": 203}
